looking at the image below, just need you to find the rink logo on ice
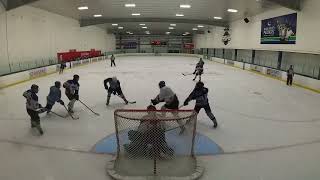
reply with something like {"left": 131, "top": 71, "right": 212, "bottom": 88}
{"left": 29, "top": 68, "right": 47, "bottom": 78}
{"left": 266, "top": 68, "right": 281, "bottom": 78}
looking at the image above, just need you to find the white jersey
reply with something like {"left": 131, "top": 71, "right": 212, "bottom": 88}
{"left": 158, "top": 86, "right": 176, "bottom": 104}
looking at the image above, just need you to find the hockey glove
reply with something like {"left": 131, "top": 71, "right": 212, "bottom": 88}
{"left": 151, "top": 99, "right": 158, "bottom": 106}
{"left": 38, "top": 108, "right": 47, "bottom": 114}
{"left": 59, "top": 100, "right": 65, "bottom": 106}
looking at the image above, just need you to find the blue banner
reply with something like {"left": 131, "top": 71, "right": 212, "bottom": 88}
{"left": 261, "top": 13, "right": 297, "bottom": 44}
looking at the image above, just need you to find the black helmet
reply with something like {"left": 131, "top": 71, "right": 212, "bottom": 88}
{"left": 159, "top": 81, "right": 166, "bottom": 88}
{"left": 73, "top": 74, "right": 79, "bottom": 79}
{"left": 55, "top": 81, "right": 61, "bottom": 87}
{"left": 31, "top": 84, "right": 39, "bottom": 90}
{"left": 196, "top": 81, "right": 204, "bottom": 88}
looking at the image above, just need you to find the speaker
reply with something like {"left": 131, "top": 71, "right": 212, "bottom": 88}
{"left": 244, "top": 18, "right": 250, "bottom": 23}
{"left": 207, "top": 30, "right": 211, "bottom": 33}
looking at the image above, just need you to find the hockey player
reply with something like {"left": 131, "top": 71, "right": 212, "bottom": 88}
{"left": 110, "top": 54, "right": 116, "bottom": 67}
{"left": 151, "top": 81, "right": 185, "bottom": 134}
{"left": 59, "top": 62, "right": 66, "bottom": 74}
{"left": 63, "top": 75, "right": 80, "bottom": 113}
{"left": 193, "top": 61, "right": 204, "bottom": 81}
{"left": 104, "top": 77, "right": 128, "bottom": 105}
{"left": 124, "top": 105, "right": 174, "bottom": 157}
{"left": 23, "top": 84, "right": 46, "bottom": 135}
{"left": 45, "top": 81, "right": 65, "bottom": 113}
{"left": 184, "top": 81, "right": 218, "bottom": 128}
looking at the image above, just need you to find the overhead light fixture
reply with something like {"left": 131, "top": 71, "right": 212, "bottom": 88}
{"left": 169, "top": 27, "right": 174, "bottom": 30}
{"left": 214, "top": 16, "right": 222, "bottom": 20}
{"left": 118, "top": 26, "right": 124, "bottom": 29}
{"left": 192, "top": 28, "right": 198, "bottom": 31}
{"left": 185, "top": 32, "right": 190, "bottom": 34}
{"left": 139, "top": 23, "right": 146, "bottom": 26}
{"left": 176, "top": 14, "right": 184, "bottom": 17}
{"left": 78, "top": 6, "right": 88, "bottom": 10}
{"left": 125, "top": 3, "right": 136, "bottom": 7}
{"left": 166, "top": 32, "right": 171, "bottom": 34}
{"left": 197, "top": 25, "right": 204, "bottom": 28}
{"left": 170, "top": 24, "right": 176, "bottom": 26}
{"left": 180, "top": 4, "right": 191, "bottom": 8}
{"left": 126, "top": 31, "right": 131, "bottom": 33}
{"left": 142, "top": 26, "right": 148, "bottom": 29}
{"left": 227, "top": 9, "right": 238, "bottom": 13}
{"left": 132, "top": 13, "right": 141, "bottom": 16}
{"left": 93, "top": 14, "right": 102, "bottom": 17}
{"left": 112, "top": 24, "right": 118, "bottom": 26}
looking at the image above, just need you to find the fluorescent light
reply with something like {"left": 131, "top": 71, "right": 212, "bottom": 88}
{"left": 214, "top": 16, "right": 222, "bottom": 20}
{"left": 118, "top": 26, "right": 124, "bottom": 29}
{"left": 78, "top": 6, "right": 88, "bottom": 10}
{"left": 197, "top": 25, "right": 204, "bottom": 28}
{"left": 170, "top": 24, "right": 176, "bottom": 26}
{"left": 180, "top": 4, "right": 191, "bottom": 8}
{"left": 126, "top": 31, "right": 131, "bottom": 33}
{"left": 139, "top": 24, "right": 146, "bottom": 26}
{"left": 112, "top": 24, "right": 118, "bottom": 26}
{"left": 192, "top": 28, "right": 198, "bottom": 30}
{"left": 176, "top": 14, "right": 184, "bottom": 17}
{"left": 169, "top": 27, "right": 174, "bottom": 30}
{"left": 125, "top": 3, "right": 136, "bottom": 7}
{"left": 93, "top": 14, "right": 102, "bottom": 17}
{"left": 227, "top": 9, "right": 238, "bottom": 13}
{"left": 142, "top": 26, "right": 148, "bottom": 29}
{"left": 166, "top": 32, "right": 171, "bottom": 34}
{"left": 132, "top": 13, "right": 141, "bottom": 16}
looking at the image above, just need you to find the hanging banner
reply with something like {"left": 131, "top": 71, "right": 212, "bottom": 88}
{"left": 261, "top": 13, "right": 297, "bottom": 44}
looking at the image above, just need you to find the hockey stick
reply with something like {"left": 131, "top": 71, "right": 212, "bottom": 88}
{"left": 63, "top": 105, "right": 79, "bottom": 120}
{"left": 49, "top": 110, "right": 68, "bottom": 118}
{"left": 78, "top": 100, "right": 100, "bottom": 116}
{"left": 182, "top": 73, "right": 194, "bottom": 76}
{"left": 117, "top": 95, "right": 136, "bottom": 104}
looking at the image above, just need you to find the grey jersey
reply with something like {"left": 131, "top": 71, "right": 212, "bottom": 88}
{"left": 157, "top": 86, "right": 176, "bottom": 105}
{"left": 23, "top": 90, "right": 41, "bottom": 111}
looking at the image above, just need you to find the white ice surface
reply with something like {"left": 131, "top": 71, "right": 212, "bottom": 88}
{"left": 1, "top": 56, "right": 320, "bottom": 180}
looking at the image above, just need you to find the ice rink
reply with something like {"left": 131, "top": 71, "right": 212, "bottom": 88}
{"left": 1, "top": 56, "right": 320, "bottom": 180}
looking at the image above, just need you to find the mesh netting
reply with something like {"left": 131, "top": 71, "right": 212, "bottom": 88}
{"left": 107, "top": 109, "right": 204, "bottom": 179}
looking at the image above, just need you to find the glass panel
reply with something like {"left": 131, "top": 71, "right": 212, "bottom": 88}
{"left": 237, "top": 49, "right": 252, "bottom": 63}
{"left": 255, "top": 50, "right": 279, "bottom": 68}
{"left": 224, "top": 49, "right": 235, "bottom": 60}
{"left": 282, "top": 52, "right": 320, "bottom": 78}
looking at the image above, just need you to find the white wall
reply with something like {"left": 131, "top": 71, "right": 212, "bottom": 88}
{"left": 0, "top": 5, "right": 115, "bottom": 74}
{"left": 194, "top": 0, "right": 320, "bottom": 54}
{"left": 0, "top": 2, "right": 10, "bottom": 75}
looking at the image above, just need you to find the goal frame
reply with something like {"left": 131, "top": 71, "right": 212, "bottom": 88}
{"left": 107, "top": 109, "right": 204, "bottom": 180}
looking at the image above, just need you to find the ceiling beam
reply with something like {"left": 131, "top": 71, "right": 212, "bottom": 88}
{"left": 80, "top": 18, "right": 228, "bottom": 27}
{"left": 266, "top": 0, "right": 301, "bottom": 11}
{"left": 0, "top": 0, "right": 7, "bottom": 9}
{"left": 6, "top": 0, "right": 39, "bottom": 10}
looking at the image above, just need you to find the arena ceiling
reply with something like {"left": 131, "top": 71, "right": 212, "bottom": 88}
{"left": 2, "top": 0, "right": 302, "bottom": 35}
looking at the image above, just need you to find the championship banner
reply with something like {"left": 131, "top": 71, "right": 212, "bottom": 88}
{"left": 261, "top": 13, "right": 297, "bottom": 44}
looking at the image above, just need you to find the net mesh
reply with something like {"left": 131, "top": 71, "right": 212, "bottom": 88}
{"left": 109, "top": 109, "right": 202, "bottom": 179}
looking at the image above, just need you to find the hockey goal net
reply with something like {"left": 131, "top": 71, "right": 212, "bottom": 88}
{"left": 107, "top": 109, "right": 204, "bottom": 180}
